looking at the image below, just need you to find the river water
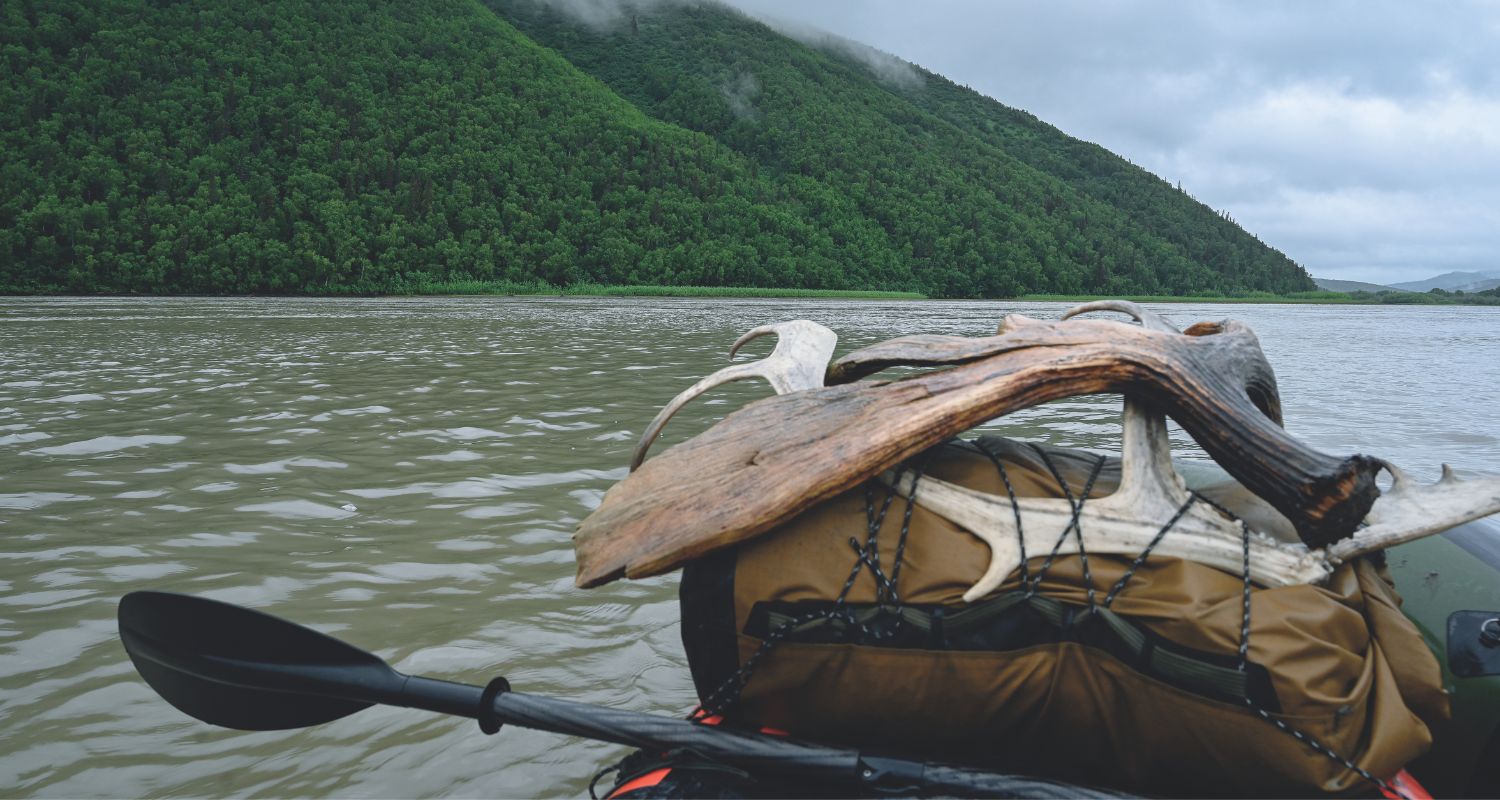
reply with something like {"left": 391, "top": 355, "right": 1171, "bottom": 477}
{"left": 2, "top": 297, "right": 1498, "bottom": 798}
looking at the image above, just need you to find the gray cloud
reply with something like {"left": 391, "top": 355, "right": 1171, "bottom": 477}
{"left": 720, "top": 0, "right": 1500, "bottom": 283}
{"left": 752, "top": 16, "right": 923, "bottom": 90}
{"left": 537, "top": 0, "right": 925, "bottom": 89}
{"left": 530, "top": 0, "right": 636, "bottom": 30}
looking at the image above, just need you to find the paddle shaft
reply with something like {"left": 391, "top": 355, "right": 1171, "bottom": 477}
{"left": 395, "top": 676, "right": 1121, "bottom": 798}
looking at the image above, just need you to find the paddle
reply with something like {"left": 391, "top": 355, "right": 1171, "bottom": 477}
{"left": 118, "top": 590, "right": 1128, "bottom": 798}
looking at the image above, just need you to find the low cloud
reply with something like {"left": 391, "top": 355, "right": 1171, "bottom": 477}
{"left": 741, "top": 12, "right": 924, "bottom": 90}
{"left": 540, "top": 0, "right": 924, "bottom": 89}
{"left": 720, "top": 71, "right": 762, "bottom": 121}
{"left": 825, "top": 36, "right": 924, "bottom": 91}
{"left": 761, "top": 19, "right": 923, "bottom": 90}
{"left": 531, "top": 0, "right": 636, "bottom": 30}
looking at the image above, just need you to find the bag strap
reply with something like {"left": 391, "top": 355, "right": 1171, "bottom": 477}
{"left": 765, "top": 592, "right": 1252, "bottom": 704}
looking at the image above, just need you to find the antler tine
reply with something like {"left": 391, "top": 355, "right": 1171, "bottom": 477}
{"left": 629, "top": 320, "right": 837, "bottom": 471}
{"left": 881, "top": 462, "right": 1330, "bottom": 604}
{"left": 1062, "top": 300, "right": 1181, "bottom": 333}
{"left": 1112, "top": 397, "right": 1192, "bottom": 512}
{"left": 1064, "top": 303, "right": 1194, "bottom": 517}
{"left": 885, "top": 397, "right": 1254, "bottom": 605}
{"left": 1326, "top": 461, "right": 1500, "bottom": 563}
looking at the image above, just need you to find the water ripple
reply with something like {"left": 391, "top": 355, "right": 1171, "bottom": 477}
{"left": 27, "top": 435, "right": 185, "bottom": 457}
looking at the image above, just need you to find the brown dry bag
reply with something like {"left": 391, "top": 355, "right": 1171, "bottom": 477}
{"left": 679, "top": 437, "right": 1449, "bottom": 797}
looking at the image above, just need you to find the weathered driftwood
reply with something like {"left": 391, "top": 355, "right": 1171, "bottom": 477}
{"left": 574, "top": 302, "right": 1500, "bottom": 592}
{"left": 820, "top": 302, "right": 1386, "bottom": 546}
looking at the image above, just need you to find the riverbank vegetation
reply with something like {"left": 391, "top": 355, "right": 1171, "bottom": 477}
{"left": 386, "top": 283, "right": 1500, "bottom": 304}
{"left": 403, "top": 280, "right": 924, "bottom": 299}
{"left": 1344, "top": 288, "right": 1500, "bottom": 305}
{"left": 1019, "top": 291, "right": 1357, "bottom": 304}
{"left": 6, "top": 0, "right": 1312, "bottom": 298}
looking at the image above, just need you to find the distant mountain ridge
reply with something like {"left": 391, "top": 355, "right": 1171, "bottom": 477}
{"left": 3, "top": 0, "right": 1313, "bottom": 296}
{"left": 1389, "top": 270, "right": 1500, "bottom": 293}
{"left": 1314, "top": 271, "right": 1500, "bottom": 294}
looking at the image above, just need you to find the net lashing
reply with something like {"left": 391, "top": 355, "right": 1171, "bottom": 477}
{"left": 695, "top": 437, "right": 1407, "bottom": 799}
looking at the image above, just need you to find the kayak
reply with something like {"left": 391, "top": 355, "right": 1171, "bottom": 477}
{"left": 594, "top": 745, "right": 1437, "bottom": 799}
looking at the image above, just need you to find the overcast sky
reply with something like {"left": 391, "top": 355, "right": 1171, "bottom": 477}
{"left": 717, "top": 0, "right": 1500, "bottom": 284}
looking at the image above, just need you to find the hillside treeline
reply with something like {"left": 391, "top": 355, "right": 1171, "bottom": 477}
{"left": 1, "top": 0, "right": 1313, "bottom": 296}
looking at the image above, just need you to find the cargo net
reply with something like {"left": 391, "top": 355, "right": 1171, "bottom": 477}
{"left": 696, "top": 438, "right": 1408, "bottom": 800}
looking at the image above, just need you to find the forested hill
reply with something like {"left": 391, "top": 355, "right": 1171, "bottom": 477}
{"left": 2, "top": 1, "right": 1314, "bottom": 297}
{"left": 494, "top": 0, "right": 1312, "bottom": 296}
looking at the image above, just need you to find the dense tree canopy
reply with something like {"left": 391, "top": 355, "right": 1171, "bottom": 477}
{"left": 1, "top": 0, "right": 1314, "bottom": 296}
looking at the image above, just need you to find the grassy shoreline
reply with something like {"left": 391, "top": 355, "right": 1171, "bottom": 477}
{"left": 10, "top": 284, "right": 1499, "bottom": 306}
{"left": 402, "top": 280, "right": 927, "bottom": 299}
{"left": 1018, "top": 291, "right": 1500, "bottom": 306}
{"left": 401, "top": 282, "right": 1379, "bottom": 303}
{"left": 1015, "top": 292, "right": 1360, "bottom": 305}
{"left": 410, "top": 281, "right": 1499, "bottom": 305}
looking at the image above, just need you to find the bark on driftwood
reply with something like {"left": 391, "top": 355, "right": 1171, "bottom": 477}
{"left": 574, "top": 307, "right": 1384, "bottom": 588}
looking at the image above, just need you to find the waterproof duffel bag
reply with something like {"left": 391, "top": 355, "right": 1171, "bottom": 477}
{"left": 678, "top": 437, "right": 1449, "bottom": 797}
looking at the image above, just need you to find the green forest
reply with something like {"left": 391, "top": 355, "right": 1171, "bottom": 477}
{"left": 1, "top": 0, "right": 1315, "bottom": 297}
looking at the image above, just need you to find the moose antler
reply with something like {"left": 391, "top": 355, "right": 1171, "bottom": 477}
{"left": 1328, "top": 463, "right": 1500, "bottom": 562}
{"left": 574, "top": 304, "right": 1498, "bottom": 589}
{"left": 820, "top": 305, "right": 1362, "bottom": 539}
{"left": 629, "top": 320, "right": 837, "bottom": 471}
{"left": 884, "top": 405, "right": 1500, "bottom": 603}
{"left": 864, "top": 303, "right": 1330, "bottom": 600}
{"left": 882, "top": 399, "right": 1332, "bottom": 602}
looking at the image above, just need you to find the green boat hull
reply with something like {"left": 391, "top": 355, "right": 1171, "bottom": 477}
{"left": 1389, "top": 518, "right": 1500, "bottom": 797}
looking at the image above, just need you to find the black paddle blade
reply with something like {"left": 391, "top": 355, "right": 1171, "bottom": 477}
{"left": 119, "top": 591, "right": 401, "bottom": 731}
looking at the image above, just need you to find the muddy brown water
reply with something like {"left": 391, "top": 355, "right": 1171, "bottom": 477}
{"left": 2, "top": 297, "right": 1498, "bottom": 797}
